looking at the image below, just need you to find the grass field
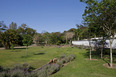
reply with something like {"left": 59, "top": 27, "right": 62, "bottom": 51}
{"left": 0, "top": 46, "right": 116, "bottom": 77}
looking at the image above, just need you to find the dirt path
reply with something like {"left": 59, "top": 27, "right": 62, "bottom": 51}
{"left": 0, "top": 46, "right": 30, "bottom": 50}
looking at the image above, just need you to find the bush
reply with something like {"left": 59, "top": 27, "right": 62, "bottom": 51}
{"left": 37, "top": 68, "right": 48, "bottom": 77}
{"left": 68, "top": 54, "right": 75, "bottom": 61}
{"left": 35, "top": 64, "right": 50, "bottom": 77}
{"left": 36, "top": 64, "right": 60, "bottom": 77}
{"left": 64, "top": 57, "right": 70, "bottom": 63}
{"left": 0, "top": 66, "right": 4, "bottom": 72}
{"left": 61, "top": 58, "right": 67, "bottom": 64}
{"left": 11, "top": 64, "right": 29, "bottom": 72}
{"left": 0, "top": 54, "right": 75, "bottom": 77}
{"left": 56, "top": 41, "right": 61, "bottom": 45}
{"left": 10, "top": 44, "right": 14, "bottom": 50}
{"left": 28, "top": 72, "right": 38, "bottom": 77}
{"left": 59, "top": 54, "right": 66, "bottom": 60}
{"left": 10, "top": 69, "right": 25, "bottom": 77}
{"left": 0, "top": 72, "right": 10, "bottom": 77}
{"left": 28, "top": 66, "right": 35, "bottom": 72}
{"left": 48, "top": 64, "right": 60, "bottom": 74}
{"left": 0, "top": 64, "right": 36, "bottom": 77}
{"left": 56, "top": 60, "right": 63, "bottom": 68}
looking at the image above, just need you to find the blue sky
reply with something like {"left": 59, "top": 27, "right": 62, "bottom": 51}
{"left": 0, "top": 0, "right": 86, "bottom": 33}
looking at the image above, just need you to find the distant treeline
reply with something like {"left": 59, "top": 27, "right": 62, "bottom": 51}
{"left": 0, "top": 21, "right": 90, "bottom": 49}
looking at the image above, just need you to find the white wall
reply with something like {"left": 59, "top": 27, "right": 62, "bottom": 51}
{"left": 72, "top": 39, "right": 116, "bottom": 49}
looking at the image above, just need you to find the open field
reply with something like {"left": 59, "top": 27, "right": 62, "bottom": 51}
{"left": 0, "top": 46, "right": 116, "bottom": 77}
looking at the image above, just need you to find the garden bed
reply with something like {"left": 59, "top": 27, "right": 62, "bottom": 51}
{"left": 103, "top": 63, "right": 116, "bottom": 69}
{"left": 0, "top": 54, "right": 75, "bottom": 77}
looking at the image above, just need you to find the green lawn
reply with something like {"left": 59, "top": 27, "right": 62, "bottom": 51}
{"left": 0, "top": 46, "right": 116, "bottom": 77}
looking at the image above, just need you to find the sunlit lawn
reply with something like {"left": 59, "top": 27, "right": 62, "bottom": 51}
{"left": 0, "top": 46, "right": 116, "bottom": 77}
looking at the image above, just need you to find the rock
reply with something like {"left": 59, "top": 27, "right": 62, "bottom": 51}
{"left": 48, "top": 59, "right": 53, "bottom": 64}
{"left": 53, "top": 58, "right": 58, "bottom": 63}
{"left": 48, "top": 58, "right": 58, "bottom": 64}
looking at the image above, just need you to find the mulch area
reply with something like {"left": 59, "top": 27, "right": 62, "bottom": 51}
{"left": 103, "top": 63, "right": 116, "bottom": 69}
{"left": 86, "top": 58, "right": 98, "bottom": 61}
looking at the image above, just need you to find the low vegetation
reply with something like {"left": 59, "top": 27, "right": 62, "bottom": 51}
{"left": 0, "top": 54, "right": 75, "bottom": 77}
{"left": 0, "top": 46, "right": 116, "bottom": 77}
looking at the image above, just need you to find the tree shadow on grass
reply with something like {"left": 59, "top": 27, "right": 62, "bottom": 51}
{"left": 80, "top": 49, "right": 101, "bottom": 59}
{"left": 33, "top": 53, "right": 45, "bottom": 55}
{"left": 10, "top": 48, "right": 27, "bottom": 52}
{"left": 21, "top": 55, "right": 31, "bottom": 58}
{"left": 102, "top": 58, "right": 110, "bottom": 66}
{"left": 80, "top": 48, "right": 116, "bottom": 65}
{"left": 14, "top": 48, "right": 26, "bottom": 50}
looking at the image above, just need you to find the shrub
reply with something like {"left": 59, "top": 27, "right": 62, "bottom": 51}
{"left": 28, "top": 72, "right": 38, "bottom": 77}
{"left": 43, "top": 64, "right": 51, "bottom": 70}
{"left": 56, "top": 60, "right": 63, "bottom": 68}
{"left": 70, "top": 54, "right": 75, "bottom": 60}
{"left": 0, "top": 66, "right": 4, "bottom": 72}
{"left": 1, "top": 64, "right": 36, "bottom": 77}
{"left": 35, "top": 64, "right": 60, "bottom": 77}
{"left": 48, "top": 64, "right": 60, "bottom": 75}
{"left": 37, "top": 68, "right": 48, "bottom": 77}
{"left": 10, "top": 69, "right": 25, "bottom": 77}
{"left": 64, "top": 57, "right": 70, "bottom": 63}
{"left": 35, "top": 64, "right": 51, "bottom": 77}
{"left": 10, "top": 44, "right": 14, "bottom": 50}
{"left": 67, "top": 54, "right": 75, "bottom": 62}
{"left": 59, "top": 54, "right": 66, "bottom": 60}
{"left": 56, "top": 54, "right": 75, "bottom": 68}
{"left": 0, "top": 54, "right": 75, "bottom": 77}
{"left": 0, "top": 72, "right": 10, "bottom": 77}
{"left": 61, "top": 58, "right": 66, "bottom": 64}
{"left": 28, "top": 66, "right": 35, "bottom": 72}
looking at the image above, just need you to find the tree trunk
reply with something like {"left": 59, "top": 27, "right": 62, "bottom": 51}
{"left": 70, "top": 39, "right": 72, "bottom": 45}
{"left": 8, "top": 44, "right": 11, "bottom": 49}
{"left": 45, "top": 40, "right": 47, "bottom": 46}
{"left": 4, "top": 45, "right": 8, "bottom": 49}
{"left": 109, "top": 39, "right": 113, "bottom": 67}
{"left": 78, "top": 37, "right": 79, "bottom": 41}
{"left": 46, "top": 40, "right": 48, "bottom": 45}
{"left": 101, "top": 46, "right": 103, "bottom": 59}
{"left": 66, "top": 38, "right": 68, "bottom": 44}
{"left": 90, "top": 47, "right": 92, "bottom": 60}
{"left": 4, "top": 43, "right": 10, "bottom": 49}
{"left": 25, "top": 46, "right": 28, "bottom": 57}
{"left": 3, "top": 43, "right": 7, "bottom": 49}
{"left": 88, "top": 39, "right": 92, "bottom": 60}
{"left": 101, "top": 37, "right": 104, "bottom": 59}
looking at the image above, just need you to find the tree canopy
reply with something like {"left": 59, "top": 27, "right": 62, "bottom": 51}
{"left": 22, "top": 35, "right": 33, "bottom": 47}
{"left": 81, "top": 0, "right": 116, "bottom": 67}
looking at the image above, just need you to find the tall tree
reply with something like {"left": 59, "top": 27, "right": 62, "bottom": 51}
{"left": 49, "top": 32, "right": 62, "bottom": 44}
{"left": 0, "top": 21, "right": 7, "bottom": 32}
{"left": 76, "top": 24, "right": 83, "bottom": 40}
{"left": 25, "top": 28, "right": 36, "bottom": 36}
{"left": 22, "top": 34, "right": 32, "bottom": 48}
{"left": 75, "top": 24, "right": 88, "bottom": 40}
{"left": 17, "top": 24, "right": 36, "bottom": 36}
{"left": 43, "top": 32, "right": 51, "bottom": 45}
{"left": 1, "top": 29, "right": 19, "bottom": 49}
{"left": 22, "top": 34, "right": 32, "bottom": 57}
{"left": 64, "top": 32, "right": 74, "bottom": 44}
{"left": 81, "top": 0, "right": 116, "bottom": 67}
{"left": 9, "top": 22, "right": 17, "bottom": 30}
{"left": 0, "top": 21, "right": 7, "bottom": 47}
{"left": 33, "top": 34, "right": 40, "bottom": 45}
